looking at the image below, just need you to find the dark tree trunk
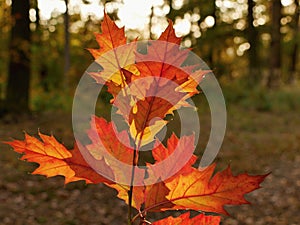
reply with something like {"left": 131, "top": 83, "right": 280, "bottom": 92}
{"left": 267, "top": 0, "right": 282, "bottom": 88}
{"left": 6, "top": 0, "right": 31, "bottom": 113}
{"left": 33, "top": 0, "right": 49, "bottom": 92}
{"left": 247, "top": 0, "right": 260, "bottom": 86}
{"left": 207, "top": 0, "right": 217, "bottom": 70}
{"left": 149, "top": 5, "right": 154, "bottom": 39}
{"left": 287, "top": 0, "right": 299, "bottom": 84}
{"left": 34, "top": 0, "right": 40, "bottom": 31}
{"left": 64, "top": 0, "right": 70, "bottom": 89}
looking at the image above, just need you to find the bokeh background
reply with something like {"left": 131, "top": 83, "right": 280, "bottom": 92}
{"left": 0, "top": 0, "right": 299, "bottom": 224}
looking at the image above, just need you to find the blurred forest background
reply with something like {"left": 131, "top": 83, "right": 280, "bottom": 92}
{"left": 0, "top": 0, "right": 299, "bottom": 114}
{"left": 0, "top": 1, "right": 300, "bottom": 224}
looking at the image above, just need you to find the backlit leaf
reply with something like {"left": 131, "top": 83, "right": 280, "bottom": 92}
{"left": 163, "top": 165, "right": 268, "bottom": 215}
{"left": 88, "top": 13, "right": 139, "bottom": 87}
{"left": 5, "top": 133, "right": 112, "bottom": 184}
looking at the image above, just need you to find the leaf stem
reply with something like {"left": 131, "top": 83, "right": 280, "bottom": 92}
{"left": 128, "top": 41, "right": 169, "bottom": 224}
{"left": 128, "top": 139, "right": 139, "bottom": 225}
{"left": 128, "top": 202, "right": 132, "bottom": 225}
{"left": 128, "top": 37, "right": 170, "bottom": 225}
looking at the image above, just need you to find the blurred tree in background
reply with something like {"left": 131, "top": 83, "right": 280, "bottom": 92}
{"left": 5, "top": 0, "right": 30, "bottom": 113}
{"left": 0, "top": 0, "right": 299, "bottom": 114}
{"left": 267, "top": 0, "right": 282, "bottom": 88}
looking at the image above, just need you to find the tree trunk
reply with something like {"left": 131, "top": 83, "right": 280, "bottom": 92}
{"left": 6, "top": 0, "right": 31, "bottom": 113}
{"left": 207, "top": 0, "right": 217, "bottom": 70}
{"left": 32, "top": 0, "right": 47, "bottom": 92}
{"left": 287, "top": 0, "right": 299, "bottom": 84}
{"left": 64, "top": 0, "right": 70, "bottom": 89}
{"left": 247, "top": 0, "right": 260, "bottom": 86}
{"left": 267, "top": 0, "right": 282, "bottom": 88}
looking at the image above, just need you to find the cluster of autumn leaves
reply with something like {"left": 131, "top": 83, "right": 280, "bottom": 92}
{"left": 6, "top": 13, "right": 268, "bottom": 224}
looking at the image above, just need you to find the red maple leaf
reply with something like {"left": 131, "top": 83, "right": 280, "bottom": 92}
{"left": 114, "top": 22, "right": 208, "bottom": 147}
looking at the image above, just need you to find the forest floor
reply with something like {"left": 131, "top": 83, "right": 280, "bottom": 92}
{"left": 0, "top": 101, "right": 299, "bottom": 225}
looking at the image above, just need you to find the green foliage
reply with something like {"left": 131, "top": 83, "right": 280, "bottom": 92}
{"left": 223, "top": 78, "right": 300, "bottom": 113}
{"left": 266, "top": 86, "right": 300, "bottom": 112}
{"left": 31, "top": 91, "right": 73, "bottom": 112}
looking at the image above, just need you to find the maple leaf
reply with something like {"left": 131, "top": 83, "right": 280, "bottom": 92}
{"left": 152, "top": 212, "right": 221, "bottom": 225}
{"left": 126, "top": 87, "right": 187, "bottom": 146}
{"left": 134, "top": 20, "right": 207, "bottom": 90}
{"left": 144, "top": 164, "right": 268, "bottom": 215}
{"left": 150, "top": 134, "right": 197, "bottom": 178}
{"left": 88, "top": 12, "right": 139, "bottom": 87}
{"left": 88, "top": 13, "right": 126, "bottom": 57}
{"left": 5, "top": 133, "right": 112, "bottom": 184}
{"left": 88, "top": 15, "right": 208, "bottom": 147}
{"left": 104, "top": 133, "right": 197, "bottom": 211}
{"left": 115, "top": 22, "right": 208, "bottom": 146}
{"left": 111, "top": 134, "right": 196, "bottom": 211}
{"left": 68, "top": 143, "right": 114, "bottom": 184}
{"left": 84, "top": 116, "right": 145, "bottom": 184}
{"left": 86, "top": 115, "right": 134, "bottom": 165}
{"left": 144, "top": 181, "right": 174, "bottom": 212}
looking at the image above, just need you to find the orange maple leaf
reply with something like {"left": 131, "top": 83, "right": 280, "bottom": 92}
{"left": 88, "top": 13, "right": 126, "bottom": 58}
{"left": 144, "top": 164, "right": 268, "bottom": 215}
{"left": 150, "top": 134, "right": 197, "bottom": 178}
{"left": 118, "top": 134, "right": 268, "bottom": 215}
{"left": 116, "top": 22, "right": 208, "bottom": 146}
{"left": 108, "top": 134, "right": 197, "bottom": 211}
{"left": 88, "top": 12, "right": 139, "bottom": 87}
{"left": 88, "top": 14, "right": 208, "bottom": 147}
{"left": 5, "top": 133, "right": 111, "bottom": 184}
{"left": 144, "top": 181, "right": 174, "bottom": 212}
{"left": 86, "top": 115, "right": 134, "bottom": 165}
{"left": 84, "top": 116, "right": 145, "bottom": 184}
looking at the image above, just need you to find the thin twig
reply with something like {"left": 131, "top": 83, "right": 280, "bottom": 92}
{"left": 128, "top": 144, "right": 138, "bottom": 225}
